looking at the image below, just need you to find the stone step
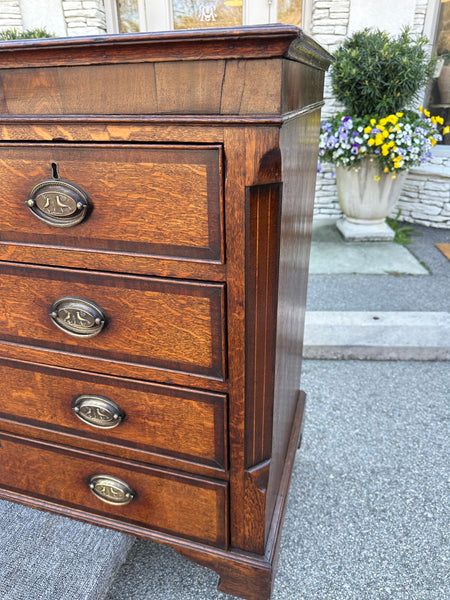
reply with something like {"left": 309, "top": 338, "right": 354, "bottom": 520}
{"left": 303, "top": 311, "right": 450, "bottom": 360}
{"left": 0, "top": 499, "right": 135, "bottom": 600}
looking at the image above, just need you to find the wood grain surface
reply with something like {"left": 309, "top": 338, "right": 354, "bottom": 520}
{"left": 0, "top": 143, "right": 223, "bottom": 261}
{"left": 0, "top": 262, "right": 226, "bottom": 379}
{"left": 0, "top": 26, "right": 332, "bottom": 70}
{"left": 0, "top": 24, "right": 331, "bottom": 600}
{"left": 0, "top": 431, "right": 228, "bottom": 548}
{"left": 0, "top": 357, "right": 227, "bottom": 469}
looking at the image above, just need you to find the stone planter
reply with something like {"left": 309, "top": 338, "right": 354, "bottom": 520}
{"left": 438, "top": 65, "right": 450, "bottom": 105}
{"left": 335, "top": 160, "right": 408, "bottom": 241}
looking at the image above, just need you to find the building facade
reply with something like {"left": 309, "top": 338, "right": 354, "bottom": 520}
{"left": 1, "top": 0, "right": 449, "bottom": 227}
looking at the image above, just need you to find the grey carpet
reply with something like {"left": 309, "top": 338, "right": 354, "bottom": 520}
{"left": 0, "top": 500, "right": 135, "bottom": 600}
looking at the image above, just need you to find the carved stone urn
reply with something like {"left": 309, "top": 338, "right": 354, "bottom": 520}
{"left": 335, "top": 159, "right": 408, "bottom": 241}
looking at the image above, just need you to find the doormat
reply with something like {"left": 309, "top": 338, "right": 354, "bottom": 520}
{"left": 436, "top": 244, "right": 450, "bottom": 261}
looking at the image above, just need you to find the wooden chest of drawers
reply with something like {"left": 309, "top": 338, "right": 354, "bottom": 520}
{"left": 0, "top": 26, "right": 331, "bottom": 600}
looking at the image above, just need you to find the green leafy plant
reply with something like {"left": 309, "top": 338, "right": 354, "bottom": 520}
{"left": 386, "top": 210, "right": 418, "bottom": 245}
{"left": 331, "top": 28, "right": 436, "bottom": 117}
{"left": 0, "top": 28, "right": 54, "bottom": 40}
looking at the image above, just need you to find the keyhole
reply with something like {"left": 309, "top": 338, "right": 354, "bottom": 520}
{"left": 51, "top": 162, "right": 59, "bottom": 179}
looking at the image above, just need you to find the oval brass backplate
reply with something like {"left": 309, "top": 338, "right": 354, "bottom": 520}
{"left": 27, "top": 178, "right": 89, "bottom": 227}
{"left": 49, "top": 297, "right": 106, "bottom": 338}
{"left": 88, "top": 474, "right": 135, "bottom": 506}
{"left": 72, "top": 395, "right": 125, "bottom": 429}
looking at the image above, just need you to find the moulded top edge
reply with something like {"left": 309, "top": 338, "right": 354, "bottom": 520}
{"left": 0, "top": 24, "right": 333, "bottom": 71}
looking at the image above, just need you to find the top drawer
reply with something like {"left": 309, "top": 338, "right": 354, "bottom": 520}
{"left": 0, "top": 143, "right": 223, "bottom": 263}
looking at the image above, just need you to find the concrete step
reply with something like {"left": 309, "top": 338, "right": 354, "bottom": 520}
{"left": 0, "top": 499, "right": 135, "bottom": 600}
{"left": 303, "top": 311, "right": 450, "bottom": 360}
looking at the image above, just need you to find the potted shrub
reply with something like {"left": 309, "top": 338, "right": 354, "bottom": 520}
{"left": 319, "top": 28, "right": 448, "bottom": 241}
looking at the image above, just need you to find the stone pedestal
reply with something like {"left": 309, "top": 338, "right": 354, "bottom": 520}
{"left": 336, "top": 216, "right": 395, "bottom": 241}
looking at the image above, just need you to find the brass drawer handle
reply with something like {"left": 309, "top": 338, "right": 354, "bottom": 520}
{"left": 72, "top": 395, "right": 125, "bottom": 429}
{"left": 49, "top": 297, "right": 106, "bottom": 338}
{"left": 88, "top": 474, "right": 135, "bottom": 506}
{"left": 27, "top": 178, "right": 89, "bottom": 227}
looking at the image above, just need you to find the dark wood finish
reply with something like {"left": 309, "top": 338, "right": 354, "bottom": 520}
{"left": 0, "top": 26, "right": 331, "bottom": 600}
{"left": 0, "top": 431, "right": 228, "bottom": 548}
{"left": 0, "top": 26, "right": 331, "bottom": 70}
{"left": 245, "top": 183, "right": 281, "bottom": 470}
{"left": 0, "top": 262, "right": 226, "bottom": 380}
{"left": 265, "top": 110, "right": 323, "bottom": 535}
{"left": 0, "top": 143, "right": 223, "bottom": 262}
{"left": 0, "top": 357, "right": 227, "bottom": 469}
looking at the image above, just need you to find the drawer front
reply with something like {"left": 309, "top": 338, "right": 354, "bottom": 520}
{"left": 0, "top": 263, "right": 226, "bottom": 379}
{"left": 0, "top": 432, "right": 228, "bottom": 548}
{"left": 0, "top": 143, "right": 223, "bottom": 262}
{"left": 0, "top": 359, "right": 227, "bottom": 469}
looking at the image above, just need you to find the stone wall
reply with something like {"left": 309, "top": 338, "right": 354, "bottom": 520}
{"left": 62, "top": 0, "right": 107, "bottom": 35}
{"left": 396, "top": 146, "right": 450, "bottom": 227}
{"left": 0, "top": 0, "right": 107, "bottom": 35}
{"left": 311, "top": 0, "right": 350, "bottom": 119}
{"left": 0, "top": 0, "right": 22, "bottom": 30}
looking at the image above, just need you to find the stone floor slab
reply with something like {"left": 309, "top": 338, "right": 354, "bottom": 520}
{"left": 309, "top": 219, "right": 428, "bottom": 275}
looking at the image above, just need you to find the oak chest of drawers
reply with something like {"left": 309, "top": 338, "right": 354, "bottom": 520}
{"left": 0, "top": 26, "right": 331, "bottom": 600}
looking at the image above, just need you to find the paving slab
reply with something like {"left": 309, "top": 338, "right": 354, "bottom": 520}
{"left": 309, "top": 219, "right": 428, "bottom": 275}
{"left": 303, "top": 311, "right": 450, "bottom": 360}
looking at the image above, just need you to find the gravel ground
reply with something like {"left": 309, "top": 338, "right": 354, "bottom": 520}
{"left": 105, "top": 360, "right": 449, "bottom": 600}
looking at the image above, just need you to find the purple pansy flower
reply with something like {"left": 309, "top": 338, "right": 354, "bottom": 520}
{"left": 326, "top": 136, "right": 337, "bottom": 149}
{"left": 342, "top": 116, "right": 353, "bottom": 129}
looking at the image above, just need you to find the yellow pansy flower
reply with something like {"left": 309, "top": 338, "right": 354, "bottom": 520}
{"left": 384, "top": 168, "right": 389, "bottom": 173}
{"left": 370, "top": 118, "right": 376, "bottom": 126}
{"left": 379, "top": 118, "right": 388, "bottom": 127}
{"left": 396, "top": 112, "right": 404, "bottom": 118}
{"left": 364, "top": 126, "right": 372, "bottom": 134}
{"left": 368, "top": 138, "right": 375, "bottom": 146}
{"left": 424, "top": 109, "right": 431, "bottom": 118}
{"left": 443, "top": 126, "right": 450, "bottom": 135}
{"left": 374, "top": 175, "right": 380, "bottom": 181}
